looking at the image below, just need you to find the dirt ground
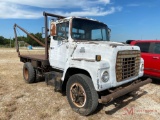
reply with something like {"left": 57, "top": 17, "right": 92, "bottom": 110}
{"left": 0, "top": 48, "right": 160, "bottom": 120}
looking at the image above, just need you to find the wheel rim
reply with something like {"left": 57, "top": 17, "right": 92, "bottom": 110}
{"left": 70, "top": 83, "right": 87, "bottom": 108}
{"left": 24, "top": 68, "right": 29, "bottom": 81}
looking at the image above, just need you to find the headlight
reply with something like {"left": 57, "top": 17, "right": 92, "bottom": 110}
{"left": 101, "top": 71, "right": 109, "bottom": 82}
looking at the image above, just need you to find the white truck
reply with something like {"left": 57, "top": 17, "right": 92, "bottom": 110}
{"left": 14, "top": 12, "right": 151, "bottom": 116}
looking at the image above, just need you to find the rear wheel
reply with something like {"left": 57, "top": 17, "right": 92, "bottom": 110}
{"left": 66, "top": 74, "right": 98, "bottom": 116}
{"left": 23, "top": 62, "right": 36, "bottom": 83}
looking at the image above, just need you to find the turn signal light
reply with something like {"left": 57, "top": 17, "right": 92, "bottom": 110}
{"left": 96, "top": 55, "right": 101, "bottom": 61}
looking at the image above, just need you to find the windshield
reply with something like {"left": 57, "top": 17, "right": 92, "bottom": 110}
{"left": 71, "top": 18, "right": 109, "bottom": 41}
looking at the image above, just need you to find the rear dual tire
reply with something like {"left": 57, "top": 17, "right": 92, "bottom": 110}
{"left": 23, "top": 62, "right": 36, "bottom": 83}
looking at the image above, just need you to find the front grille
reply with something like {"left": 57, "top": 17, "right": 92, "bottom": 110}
{"left": 116, "top": 50, "right": 140, "bottom": 82}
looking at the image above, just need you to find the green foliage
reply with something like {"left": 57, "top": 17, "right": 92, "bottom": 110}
{"left": 0, "top": 36, "right": 6, "bottom": 44}
{"left": 0, "top": 36, "right": 14, "bottom": 47}
{"left": 0, "top": 32, "right": 44, "bottom": 47}
{"left": 26, "top": 33, "right": 44, "bottom": 46}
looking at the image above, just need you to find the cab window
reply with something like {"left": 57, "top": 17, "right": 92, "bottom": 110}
{"left": 135, "top": 42, "right": 150, "bottom": 53}
{"left": 54, "top": 22, "right": 69, "bottom": 40}
{"left": 153, "top": 43, "right": 160, "bottom": 54}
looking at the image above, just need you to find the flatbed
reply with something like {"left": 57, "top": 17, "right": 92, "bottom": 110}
{"left": 19, "top": 54, "right": 49, "bottom": 67}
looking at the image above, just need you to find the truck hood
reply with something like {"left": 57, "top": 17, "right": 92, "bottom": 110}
{"left": 72, "top": 41, "right": 140, "bottom": 61}
{"left": 76, "top": 41, "right": 128, "bottom": 47}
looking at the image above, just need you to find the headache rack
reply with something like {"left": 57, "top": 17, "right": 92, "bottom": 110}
{"left": 14, "top": 11, "right": 65, "bottom": 60}
{"left": 116, "top": 50, "right": 141, "bottom": 82}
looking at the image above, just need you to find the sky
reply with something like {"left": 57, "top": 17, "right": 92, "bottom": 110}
{"left": 0, "top": 0, "right": 160, "bottom": 42}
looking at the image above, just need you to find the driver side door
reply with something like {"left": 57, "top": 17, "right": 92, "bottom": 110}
{"left": 49, "top": 21, "right": 69, "bottom": 70}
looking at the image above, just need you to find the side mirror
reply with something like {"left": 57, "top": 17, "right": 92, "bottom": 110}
{"left": 50, "top": 22, "right": 56, "bottom": 36}
{"left": 108, "top": 28, "right": 111, "bottom": 34}
{"left": 108, "top": 28, "right": 111, "bottom": 40}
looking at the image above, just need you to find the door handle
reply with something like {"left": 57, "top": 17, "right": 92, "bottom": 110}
{"left": 153, "top": 56, "right": 159, "bottom": 59}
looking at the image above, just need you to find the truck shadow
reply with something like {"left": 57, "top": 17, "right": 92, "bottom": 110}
{"left": 151, "top": 78, "right": 160, "bottom": 85}
{"left": 141, "top": 76, "right": 160, "bottom": 85}
{"left": 35, "top": 76, "right": 45, "bottom": 83}
{"left": 94, "top": 90, "right": 147, "bottom": 115}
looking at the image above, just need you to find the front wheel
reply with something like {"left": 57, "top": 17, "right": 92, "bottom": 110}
{"left": 66, "top": 74, "right": 98, "bottom": 116}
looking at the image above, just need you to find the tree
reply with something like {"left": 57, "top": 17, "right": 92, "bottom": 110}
{"left": 0, "top": 36, "right": 13, "bottom": 47}
{"left": 0, "top": 32, "right": 44, "bottom": 47}
{"left": 26, "top": 33, "right": 44, "bottom": 46}
{"left": 0, "top": 36, "right": 5, "bottom": 45}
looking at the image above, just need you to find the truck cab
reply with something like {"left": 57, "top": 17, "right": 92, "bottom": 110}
{"left": 49, "top": 17, "right": 109, "bottom": 70}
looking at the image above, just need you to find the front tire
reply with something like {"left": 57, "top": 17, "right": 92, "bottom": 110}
{"left": 66, "top": 74, "right": 98, "bottom": 116}
{"left": 23, "top": 62, "right": 36, "bottom": 83}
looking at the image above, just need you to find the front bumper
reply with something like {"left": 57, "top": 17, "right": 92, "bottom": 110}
{"left": 99, "top": 78, "right": 152, "bottom": 103}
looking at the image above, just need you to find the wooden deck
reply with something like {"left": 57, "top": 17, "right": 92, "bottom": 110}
{"left": 20, "top": 54, "right": 47, "bottom": 61}
{"left": 19, "top": 54, "right": 49, "bottom": 66}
